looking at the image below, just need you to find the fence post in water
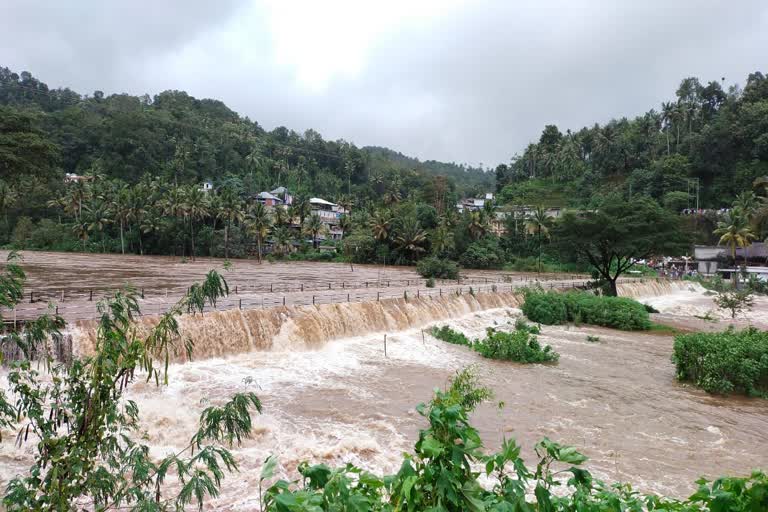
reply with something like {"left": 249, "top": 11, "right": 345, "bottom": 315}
{"left": 60, "top": 290, "right": 64, "bottom": 302}
{"left": 271, "top": 283, "right": 273, "bottom": 292}
{"left": 384, "top": 334, "right": 387, "bottom": 357}
{"left": 417, "top": 289, "right": 420, "bottom": 298}
{"left": 55, "top": 305, "right": 59, "bottom": 315}
{"left": 377, "top": 291, "right": 380, "bottom": 301}
{"left": 439, "top": 288, "right": 442, "bottom": 297}
{"left": 347, "top": 293, "right": 350, "bottom": 302}
{"left": 313, "top": 295, "right": 316, "bottom": 305}
{"left": 301, "top": 283, "right": 304, "bottom": 292}
{"left": 141, "top": 288, "right": 145, "bottom": 299}
{"left": 235, "top": 285, "right": 238, "bottom": 294}
{"left": 329, "top": 282, "right": 332, "bottom": 290}
{"left": 89, "top": 289, "right": 93, "bottom": 301}
{"left": 283, "top": 296, "right": 286, "bottom": 306}
{"left": 239, "top": 298, "right": 242, "bottom": 310}
{"left": 342, "top": 281, "right": 345, "bottom": 289}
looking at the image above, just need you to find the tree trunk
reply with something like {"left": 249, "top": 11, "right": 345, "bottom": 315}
{"left": 257, "top": 236, "right": 262, "bottom": 264}
{"left": 190, "top": 218, "right": 196, "bottom": 261}
{"left": 607, "top": 277, "right": 618, "bottom": 297}
{"left": 120, "top": 220, "right": 125, "bottom": 255}
{"left": 666, "top": 131, "right": 670, "bottom": 155}
{"left": 224, "top": 223, "right": 229, "bottom": 259}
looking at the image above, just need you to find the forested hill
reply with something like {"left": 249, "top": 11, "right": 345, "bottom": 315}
{"left": 362, "top": 146, "right": 493, "bottom": 191}
{"left": 495, "top": 72, "right": 768, "bottom": 209}
{"left": 0, "top": 66, "right": 490, "bottom": 200}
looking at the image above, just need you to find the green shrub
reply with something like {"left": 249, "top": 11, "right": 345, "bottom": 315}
{"left": 522, "top": 290, "right": 651, "bottom": 330}
{"left": 417, "top": 256, "right": 459, "bottom": 279}
{"left": 475, "top": 328, "right": 559, "bottom": 363}
{"left": 586, "top": 335, "right": 600, "bottom": 342}
{"left": 429, "top": 325, "right": 558, "bottom": 363}
{"left": 425, "top": 277, "right": 435, "bottom": 288}
{"left": 429, "top": 325, "right": 471, "bottom": 346}
{"left": 673, "top": 327, "right": 768, "bottom": 397}
{"left": 459, "top": 236, "right": 505, "bottom": 269}
{"left": 514, "top": 317, "right": 541, "bottom": 334}
{"left": 520, "top": 290, "right": 568, "bottom": 324}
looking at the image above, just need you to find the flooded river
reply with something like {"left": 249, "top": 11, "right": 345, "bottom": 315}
{"left": 1, "top": 262, "right": 767, "bottom": 509}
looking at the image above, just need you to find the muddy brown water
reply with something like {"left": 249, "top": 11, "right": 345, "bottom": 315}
{"left": 0, "top": 253, "right": 766, "bottom": 509}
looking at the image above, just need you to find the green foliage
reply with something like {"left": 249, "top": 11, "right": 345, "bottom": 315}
{"left": 586, "top": 335, "right": 601, "bottom": 342}
{"left": 429, "top": 324, "right": 558, "bottom": 363}
{"left": 416, "top": 256, "right": 459, "bottom": 279}
{"left": 673, "top": 328, "right": 768, "bottom": 396}
{"left": 553, "top": 197, "right": 686, "bottom": 295}
{"left": 425, "top": 277, "right": 435, "bottom": 288}
{"left": 459, "top": 236, "right": 506, "bottom": 269}
{"left": 428, "top": 325, "right": 472, "bottom": 346}
{"left": 522, "top": 290, "right": 652, "bottom": 330}
{"left": 714, "top": 289, "right": 755, "bottom": 318}
{"left": 475, "top": 328, "right": 559, "bottom": 363}
{"left": 0, "top": 256, "right": 262, "bottom": 510}
{"left": 259, "top": 366, "right": 768, "bottom": 511}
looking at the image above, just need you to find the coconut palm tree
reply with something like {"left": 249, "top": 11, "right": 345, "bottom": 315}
{"left": 467, "top": 211, "right": 488, "bottom": 240}
{"left": 394, "top": 218, "right": 427, "bottom": 261}
{"left": 273, "top": 205, "right": 290, "bottom": 228}
{"left": 0, "top": 180, "right": 18, "bottom": 230}
{"left": 85, "top": 200, "right": 111, "bottom": 253}
{"left": 338, "top": 214, "right": 351, "bottom": 240}
{"left": 271, "top": 225, "right": 293, "bottom": 256}
{"left": 216, "top": 187, "right": 244, "bottom": 259}
{"left": 661, "top": 101, "right": 675, "bottom": 155}
{"left": 108, "top": 186, "right": 133, "bottom": 255}
{"left": 714, "top": 212, "right": 756, "bottom": 282}
{"left": 184, "top": 185, "right": 210, "bottom": 261}
{"left": 289, "top": 195, "right": 311, "bottom": 227}
{"left": 525, "top": 206, "right": 551, "bottom": 274}
{"left": 370, "top": 210, "right": 393, "bottom": 242}
{"left": 246, "top": 202, "right": 271, "bottom": 263}
{"left": 430, "top": 221, "right": 454, "bottom": 257}
{"left": 160, "top": 185, "right": 188, "bottom": 256}
{"left": 304, "top": 213, "right": 325, "bottom": 249}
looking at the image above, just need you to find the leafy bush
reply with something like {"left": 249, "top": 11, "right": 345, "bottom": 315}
{"left": 714, "top": 289, "right": 755, "bottom": 318}
{"left": 475, "top": 328, "right": 559, "bottom": 363}
{"left": 673, "top": 327, "right": 768, "bottom": 397}
{"left": 522, "top": 290, "right": 651, "bottom": 330}
{"left": 459, "top": 236, "right": 506, "bottom": 269}
{"left": 586, "top": 335, "right": 600, "bottom": 342}
{"left": 260, "top": 367, "right": 768, "bottom": 511}
{"left": 428, "top": 325, "right": 471, "bottom": 346}
{"left": 425, "top": 277, "right": 435, "bottom": 288}
{"left": 417, "top": 256, "right": 459, "bottom": 279}
{"left": 514, "top": 317, "right": 541, "bottom": 334}
{"left": 520, "top": 290, "right": 569, "bottom": 324}
{"left": 429, "top": 325, "right": 558, "bottom": 363}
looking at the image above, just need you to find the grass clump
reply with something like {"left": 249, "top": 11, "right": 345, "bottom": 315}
{"left": 521, "top": 290, "right": 651, "bottom": 330}
{"left": 673, "top": 327, "right": 768, "bottom": 397}
{"left": 586, "top": 335, "right": 600, "bottom": 342}
{"left": 429, "top": 322, "right": 558, "bottom": 364}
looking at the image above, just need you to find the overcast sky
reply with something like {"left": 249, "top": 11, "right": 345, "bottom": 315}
{"left": 1, "top": 1, "right": 767, "bottom": 167}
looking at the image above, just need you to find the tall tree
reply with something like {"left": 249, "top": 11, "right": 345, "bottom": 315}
{"left": 524, "top": 206, "right": 551, "bottom": 274}
{"left": 216, "top": 187, "right": 244, "bottom": 259}
{"left": 554, "top": 197, "right": 685, "bottom": 295}
{"left": 246, "top": 202, "right": 271, "bottom": 263}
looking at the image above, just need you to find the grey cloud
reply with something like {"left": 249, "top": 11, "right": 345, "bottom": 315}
{"left": 1, "top": 0, "right": 766, "bottom": 166}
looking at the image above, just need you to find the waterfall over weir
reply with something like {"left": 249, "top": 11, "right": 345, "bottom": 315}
{"left": 72, "top": 292, "right": 523, "bottom": 360}
{"left": 70, "top": 278, "right": 690, "bottom": 362}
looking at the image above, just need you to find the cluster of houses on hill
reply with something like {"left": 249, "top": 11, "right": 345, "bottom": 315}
{"left": 456, "top": 192, "right": 564, "bottom": 236}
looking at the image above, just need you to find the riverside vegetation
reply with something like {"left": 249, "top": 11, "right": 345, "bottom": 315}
{"left": 429, "top": 321, "right": 559, "bottom": 364}
{"left": 521, "top": 290, "right": 652, "bottom": 330}
{"left": 673, "top": 327, "right": 768, "bottom": 397}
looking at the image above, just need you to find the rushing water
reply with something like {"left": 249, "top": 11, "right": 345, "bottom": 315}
{"left": 1, "top": 280, "right": 767, "bottom": 510}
